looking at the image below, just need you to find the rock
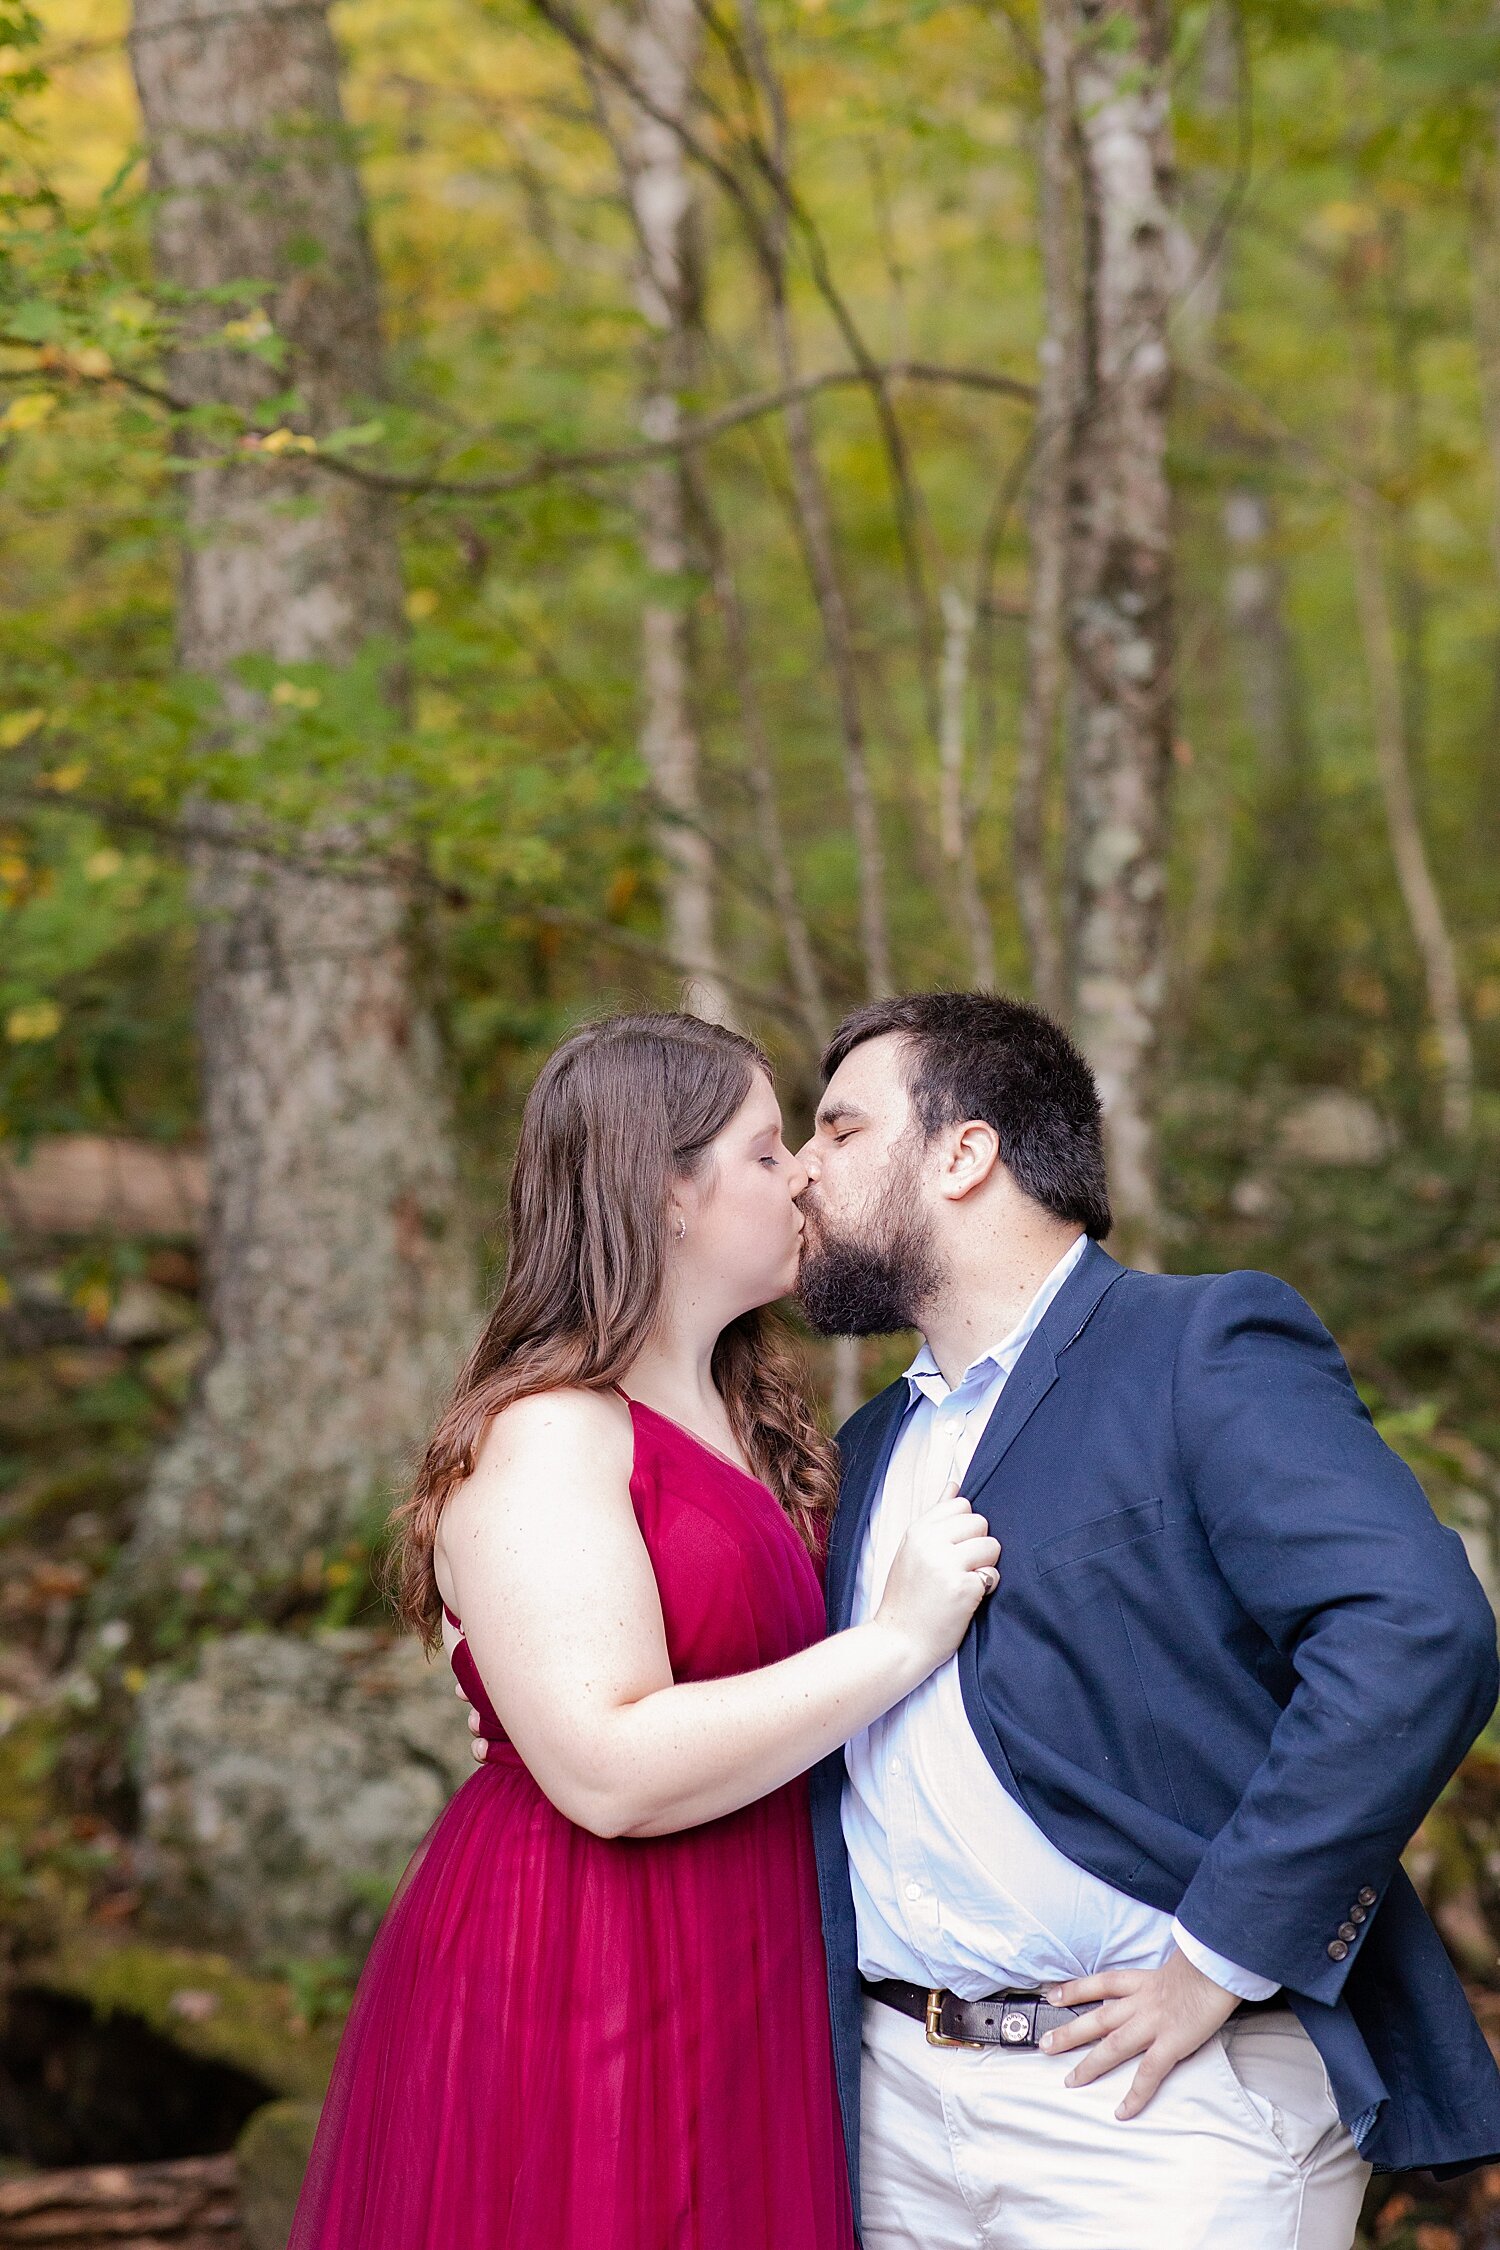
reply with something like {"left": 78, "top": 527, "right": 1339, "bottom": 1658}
{"left": 237, "top": 2100, "right": 320, "bottom": 2250}
{"left": 135, "top": 1630, "right": 472, "bottom": 1961}
{"left": 106, "top": 1279, "right": 198, "bottom": 1346}
{"left": 34, "top": 1930, "right": 341, "bottom": 2101}
{"left": 1275, "top": 1090, "right": 1393, "bottom": 1168}
{"left": 1228, "top": 1174, "right": 1283, "bottom": 1221}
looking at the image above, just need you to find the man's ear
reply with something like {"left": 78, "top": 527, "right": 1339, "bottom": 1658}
{"left": 937, "top": 1119, "right": 1001, "bottom": 1202}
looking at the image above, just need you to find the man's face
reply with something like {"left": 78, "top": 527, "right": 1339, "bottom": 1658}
{"left": 795, "top": 1033, "right": 943, "bottom": 1336}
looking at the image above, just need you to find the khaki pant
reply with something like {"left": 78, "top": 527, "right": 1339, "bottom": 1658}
{"left": 858, "top": 1996, "right": 1370, "bottom": 2250}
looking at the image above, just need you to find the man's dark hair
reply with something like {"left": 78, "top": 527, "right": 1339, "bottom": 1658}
{"left": 821, "top": 991, "right": 1112, "bottom": 1240}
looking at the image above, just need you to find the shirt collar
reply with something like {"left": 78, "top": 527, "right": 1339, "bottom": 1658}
{"left": 903, "top": 1233, "right": 1088, "bottom": 1406}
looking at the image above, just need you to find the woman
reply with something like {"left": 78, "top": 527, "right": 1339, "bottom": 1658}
{"left": 288, "top": 1011, "right": 998, "bottom": 2250}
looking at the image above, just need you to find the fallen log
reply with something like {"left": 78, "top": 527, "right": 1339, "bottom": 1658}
{"left": 0, "top": 1139, "right": 205, "bottom": 1240}
{"left": 0, "top": 2154, "right": 240, "bottom": 2247}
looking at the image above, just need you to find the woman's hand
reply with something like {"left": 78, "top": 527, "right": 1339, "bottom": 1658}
{"left": 874, "top": 1478, "right": 1000, "bottom": 1672}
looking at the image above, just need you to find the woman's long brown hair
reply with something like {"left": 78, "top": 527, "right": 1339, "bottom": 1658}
{"left": 388, "top": 1011, "right": 839, "bottom": 1646}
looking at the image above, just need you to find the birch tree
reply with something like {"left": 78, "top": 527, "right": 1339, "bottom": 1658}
{"left": 622, "top": 0, "right": 732, "bottom": 1023}
{"left": 1017, "top": 0, "right": 1076, "bottom": 1021}
{"left": 1349, "top": 474, "right": 1474, "bottom": 1138}
{"left": 125, "top": 0, "right": 475, "bottom": 1588}
{"left": 1057, "top": 0, "right": 1177, "bottom": 1259}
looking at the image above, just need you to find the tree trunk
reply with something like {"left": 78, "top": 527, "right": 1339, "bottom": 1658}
{"left": 694, "top": 489, "right": 831, "bottom": 1051}
{"left": 126, "top": 0, "right": 475, "bottom": 1587}
{"left": 1465, "top": 40, "right": 1500, "bottom": 854}
{"left": 1059, "top": 0, "right": 1176, "bottom": 1261}
{"left": 1223, "top": 490, "right": 1306, "bottom": 793}
{"left": 1016, "top": 0, "right": 1074, "bottom": 1020}
{"left": 624, "top": 0, "right": 732, "bottom": 1023}
{"left": 733, "top": 0, "right": 893, "bottom": 1001}
{"left": 1469, "top": 86, "right": 1500, "bottom": 603}
{"left": 1378, "top": 210, "right": 1429, "bottom": 783}
{"left": 1220, "top": 483, "right": 1331, "bottom": 1038}
{"left": 1348, "top": 477, "right": 1474, "bottom": 1138}
{"left": 938, "top": 586, "right": 995, "bottom": 986}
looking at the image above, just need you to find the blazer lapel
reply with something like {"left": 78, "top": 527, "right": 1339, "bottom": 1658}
{"left": 827, "top": 1384, "right": 915, "bottom": 1631}
{"left": 962, "top": 1239, "right": 1125, "bottom": 1504}
{"left": 826, "top": 1243, "right": 1126, "bottom": 1621}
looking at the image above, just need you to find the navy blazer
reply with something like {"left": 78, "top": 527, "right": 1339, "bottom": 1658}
{"left": 810, "top": 1243, "right": 1500, "bottom": 2220}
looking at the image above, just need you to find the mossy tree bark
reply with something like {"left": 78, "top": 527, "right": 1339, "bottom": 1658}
{"left": 126, "top": 0, "right": 475, "bottom": 1590}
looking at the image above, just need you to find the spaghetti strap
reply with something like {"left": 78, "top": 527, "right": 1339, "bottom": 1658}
{"left": 441, "top": 1599, "right": 463, "bottom": 1630}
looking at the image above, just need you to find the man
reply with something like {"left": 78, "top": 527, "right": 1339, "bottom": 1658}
{"left": 795, "top": 990, "right": 1500, "bottom": 2250}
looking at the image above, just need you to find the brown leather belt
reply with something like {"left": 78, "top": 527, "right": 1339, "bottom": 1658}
{"left": 862, "top": 1975, "right": 1285, "bottom": 2052}
{"left": 862, "top": 1976, "right": 1095, "bottom": 2050}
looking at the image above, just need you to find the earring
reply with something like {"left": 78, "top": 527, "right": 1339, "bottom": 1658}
{"left": 674, "top": 1217, "right": 687, "bottom": 1241}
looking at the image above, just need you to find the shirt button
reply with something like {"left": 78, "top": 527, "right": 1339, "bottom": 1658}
{"left": 889, "top": 1758, "right": 903, "bottom": 1778}
{"left": 1327, "top": 1939, "right": 1348, "bottom": 1962}
{"left": 904, "top": 1881, "right": 923, "bottom": 1902}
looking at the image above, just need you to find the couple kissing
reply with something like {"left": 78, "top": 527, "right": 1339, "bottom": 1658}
{"left": 289, "top": 991, "right": 1500, "bottom": 2250}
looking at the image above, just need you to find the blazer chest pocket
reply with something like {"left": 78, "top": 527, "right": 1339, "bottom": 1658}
{"left": 1032, "top": 1498, "right": 1173, "bottom": 1608}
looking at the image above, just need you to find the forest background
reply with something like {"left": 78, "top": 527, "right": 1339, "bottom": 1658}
{"left": 3, "top": 0, "right": 1500, "bottom": 2240}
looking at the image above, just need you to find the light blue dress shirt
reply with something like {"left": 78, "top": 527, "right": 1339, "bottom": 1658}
{"left": 841, "top": 1233, "right": 1278, "bottom": 2004}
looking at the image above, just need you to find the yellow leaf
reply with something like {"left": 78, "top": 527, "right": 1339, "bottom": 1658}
{"left": 1, "top": 392, "right": 58, "bottom": 433}
{"left": 222, "top": 311, "right": 273, "bottom": 344}
{"left": 259, "top": 426, "right": 318, "bottom": 456}
{"left": 0, "top": 853, "right": 28, "bottom": 887}
{"left": 122, "top": 1667, "right": 148, "bottom": 1695}
{"left": 106, "top": 294, "right": 153, "bottom": 334}
{"left": 405, "top": 586, "right": 440, "bottom": 620}
{"left": 68, "top": 346, "right": 113, "bottom": 378}
{"left": 85, "top": 847, "right": 124, "bottom": 881}
{"left": 271, "top": 680, "right": 321, "bottom": 709}
{"left": 0, "top": 708, "right": 45, "bottom": 748}
{"left": 6, "top": 1000, "right": 61, "bottom": 1043}
{"left": 417, "top": 689, "right": 459, "bottom": 732}
{"left": 43, "top": 763, "right": 87, "bottom": 793}
{"left": 1313, "top": 200, "right": 1376, "bottom": 243}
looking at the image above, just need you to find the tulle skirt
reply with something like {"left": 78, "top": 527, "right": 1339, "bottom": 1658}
{"left": 287, "top": 1750, "right": 856, "bottom": 2250}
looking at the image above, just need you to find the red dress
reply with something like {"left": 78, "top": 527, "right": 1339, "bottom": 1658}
{"left": 288, "top": 1398, "right": 856, "bottom": 2250}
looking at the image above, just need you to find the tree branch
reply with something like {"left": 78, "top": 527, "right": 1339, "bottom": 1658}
{"left": 6, "top": 340, "right": 1032, "bottom": 497}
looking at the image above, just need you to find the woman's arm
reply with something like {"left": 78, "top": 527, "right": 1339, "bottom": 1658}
{"left": 436, "top": 1388, "right": 994, "bottom": 1839}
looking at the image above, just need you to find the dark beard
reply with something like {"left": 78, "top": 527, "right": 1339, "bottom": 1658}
{"left": 797, "top": 1170, "right": 942, "bottom": 1338}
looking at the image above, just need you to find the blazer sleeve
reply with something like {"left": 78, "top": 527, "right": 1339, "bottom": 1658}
{"left": 1169, "top": 1270, "right": 1498, "bottom": 2007}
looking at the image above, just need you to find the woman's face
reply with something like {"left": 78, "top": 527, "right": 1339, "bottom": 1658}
{"left": 671, "top": 1070, "right": 808, "bottom": 1322}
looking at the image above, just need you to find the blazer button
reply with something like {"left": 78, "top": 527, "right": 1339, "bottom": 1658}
{"left": 1349, "top": 1905, "right": 1366, "bottom": 1924}
{"left": 1358, "top": 1887, "right": 1377, "bottom": 1907}
{"left": 1327, "top": 1939, "right": 1349, "bottom": 1961}
{"left": 1338, "top": 1922, "right": 1358, "bottom": 1942}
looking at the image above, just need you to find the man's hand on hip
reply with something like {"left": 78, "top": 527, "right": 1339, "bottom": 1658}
{"left": 1039, "top": 1947, "right": 1240, "bottom": 2120}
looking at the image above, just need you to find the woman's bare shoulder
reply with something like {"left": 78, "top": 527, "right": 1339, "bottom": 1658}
{"left": 469, "top": 1383, "right": 634, "bottom": 1485}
